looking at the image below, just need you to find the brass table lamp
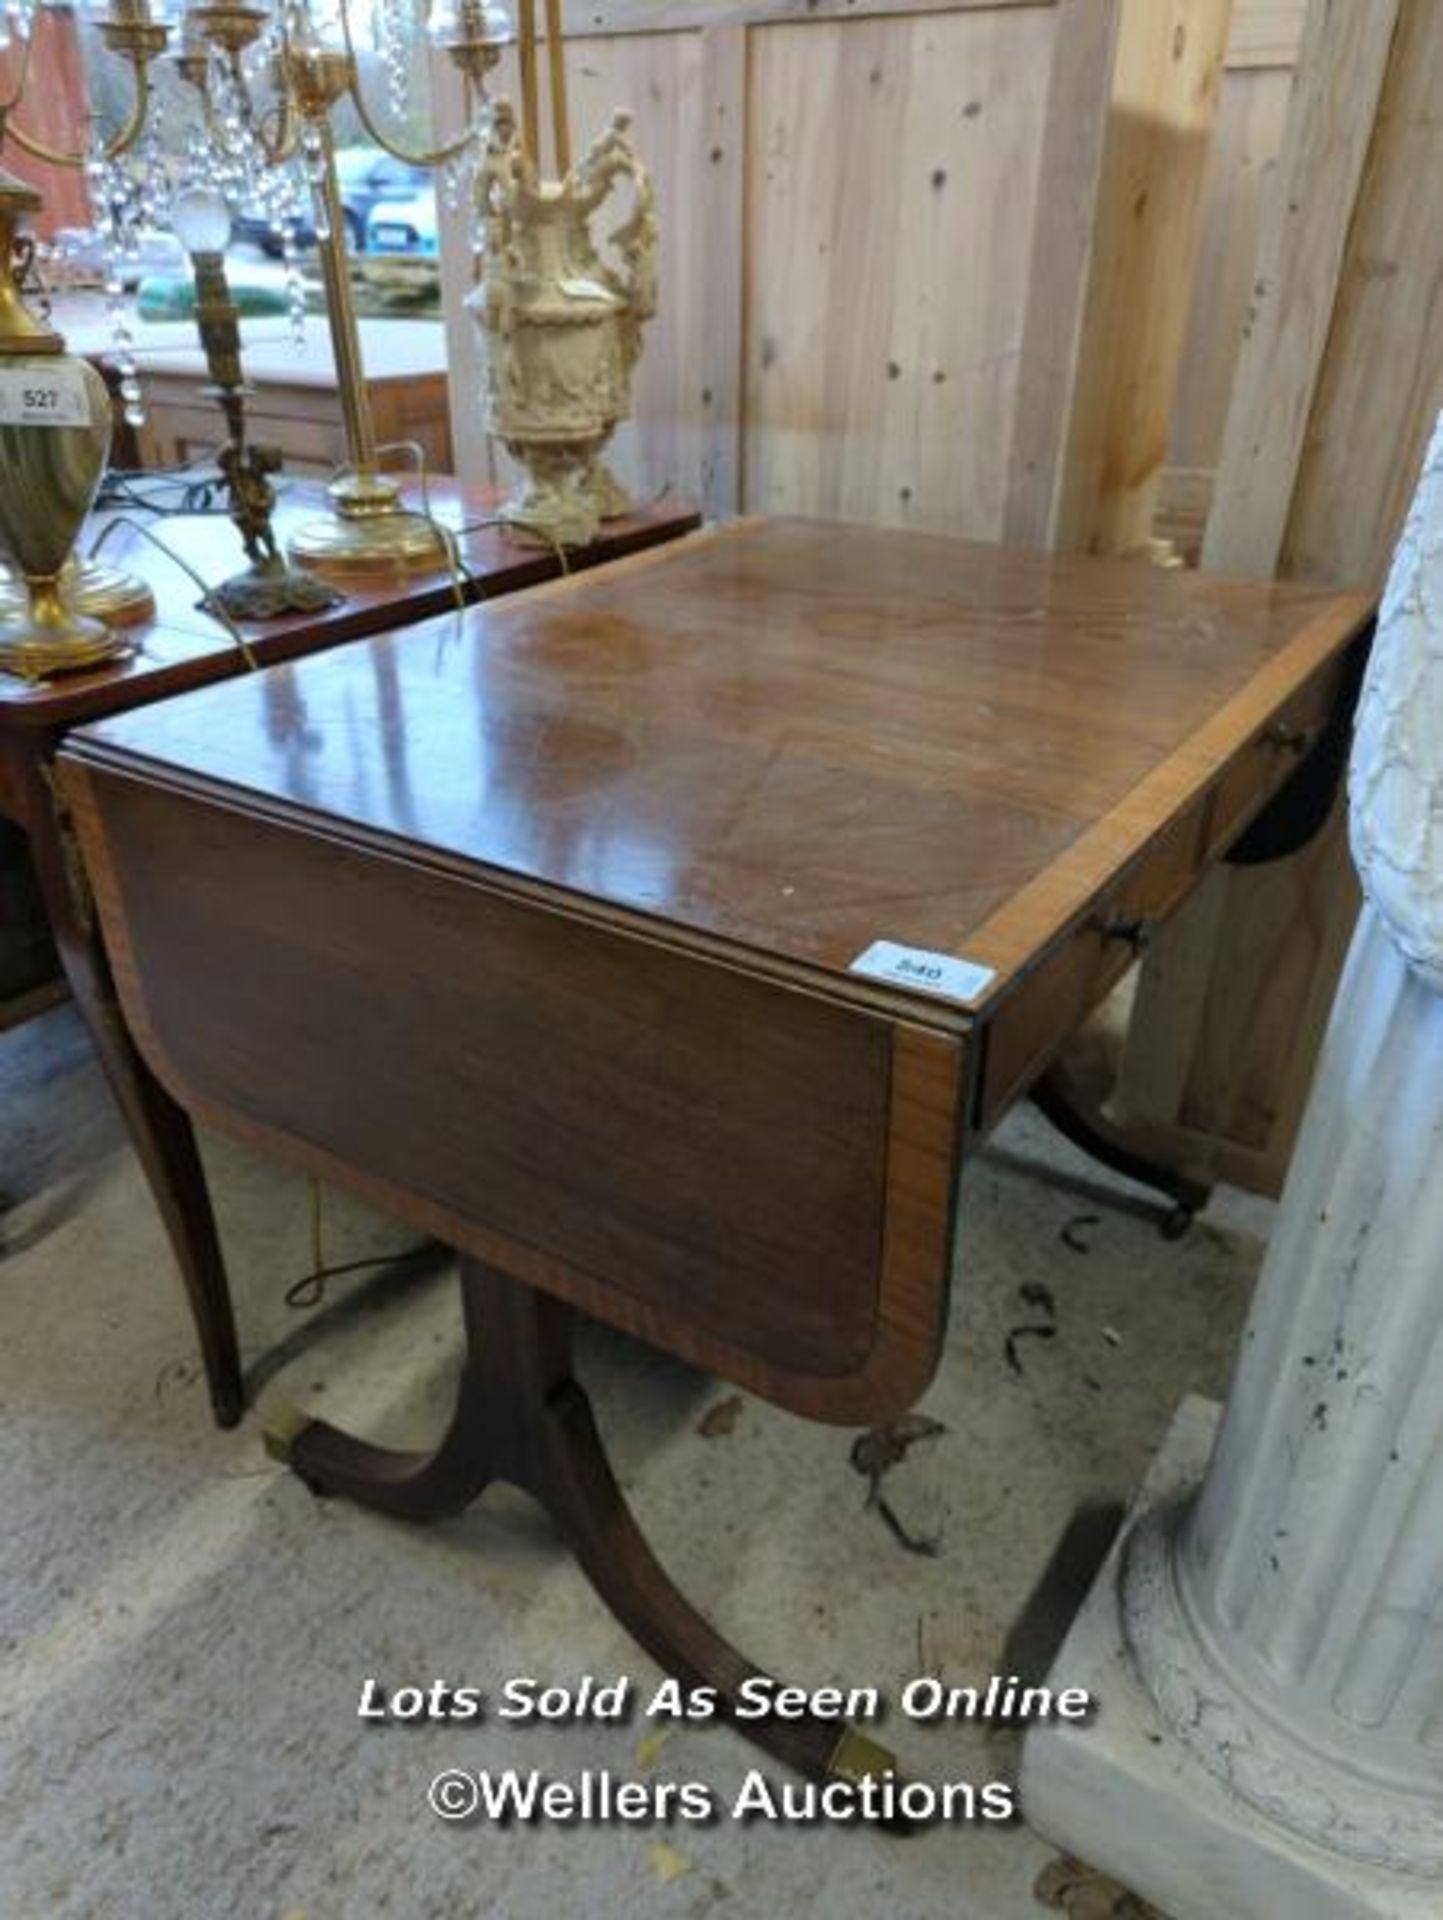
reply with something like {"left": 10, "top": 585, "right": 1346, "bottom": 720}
{"left": 280, "top": 44, "right": 446, "bottom": 575}
{"left": 0, "top": 0, "right": 177, "bottom": 632}
{"left": 0, "top": 169, "right": 128, "bottom": 681}
{"left": 171, "top": 184, "right": 339, "bottom": 619}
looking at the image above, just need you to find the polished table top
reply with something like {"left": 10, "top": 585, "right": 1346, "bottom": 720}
{"left": 0, "top": 475, "right": 700, "bottom": 733}
{"left": 75, "top": 516, "right": 1372, "bottom": 1028}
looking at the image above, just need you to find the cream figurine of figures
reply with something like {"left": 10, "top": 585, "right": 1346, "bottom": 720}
{"left": 469, "top": 91, "right": 658, "bottom": 549}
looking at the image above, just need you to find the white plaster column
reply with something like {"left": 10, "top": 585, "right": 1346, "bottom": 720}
{"left": 1022, "top": 416, "right": 1443, "bottom": 1918}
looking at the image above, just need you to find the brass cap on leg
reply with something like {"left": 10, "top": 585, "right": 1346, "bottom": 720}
{"left": 826, "top": 1726, "right": 898, "bottom": 1785}
{"left": 262, "top": 1398, "right": 315, "bottom": 1466}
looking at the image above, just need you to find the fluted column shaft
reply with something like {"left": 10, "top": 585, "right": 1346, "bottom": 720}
{"left": 1119, "top": 409, "right": 1443, "bottom": 1877}
{"left": 1122, "top": 906, "right": 1443, "bottom": 1872}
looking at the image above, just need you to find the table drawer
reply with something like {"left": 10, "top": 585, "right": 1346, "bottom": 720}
{"left": 978, "top": 819, "right": 1200, "bottom": 1133}
{"left": 974, "top": 654, "right": 1349, "bottom": 1132}
{"left": 1204, "top": 655, "right": 1343, "bottom": 859}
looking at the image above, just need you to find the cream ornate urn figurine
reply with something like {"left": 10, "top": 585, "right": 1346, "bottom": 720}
{"left": 468, "top": 99, "right": 658, "bottom": 549}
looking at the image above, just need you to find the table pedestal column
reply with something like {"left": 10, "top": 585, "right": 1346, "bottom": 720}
{"left": 1023, "top": 414, "right": 1443, "bottom": 1919}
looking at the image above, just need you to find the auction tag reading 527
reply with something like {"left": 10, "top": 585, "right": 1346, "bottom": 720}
{"left": 0, "top": 365, "right": 92, "bottom": 428}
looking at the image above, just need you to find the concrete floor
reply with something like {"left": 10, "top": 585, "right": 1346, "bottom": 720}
{"left": 0, "top": 1003, "right": 1276, "bottom": 1920}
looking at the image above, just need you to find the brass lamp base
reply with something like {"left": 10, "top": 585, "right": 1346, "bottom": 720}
{"left": 0, "top": 558, "right": 155, "bottom": 628}
{"left": 287, "top": 505, "right": 448, "bottom": 574}
{"left": 286, "top": 470, "right": 447, "bottom": 576}
{"left": 202, "top": 557, "right": 342, "bottom": 622}
{"left": 0, "top": 579, "right": 131, "bottom": 682}
{"left": 68, "top": 559, "right": 157, "bottom": 627}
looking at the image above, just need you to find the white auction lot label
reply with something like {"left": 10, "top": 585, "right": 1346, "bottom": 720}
{"left": 0, "top": 364, "right": 91, "bottom": 428}
{"left": 849, "top": 938, "right": 995, "bottom": 1005}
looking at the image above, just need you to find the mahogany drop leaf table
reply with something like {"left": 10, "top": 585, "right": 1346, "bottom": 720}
{"left": 57, "top": 518, "right": 1372, "bottom": 1783}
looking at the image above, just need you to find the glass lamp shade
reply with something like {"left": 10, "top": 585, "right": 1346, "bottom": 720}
{"left": 172, "top": 185, "right": 232, "bottom": 257}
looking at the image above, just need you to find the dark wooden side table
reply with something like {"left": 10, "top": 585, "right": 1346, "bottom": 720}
{"left": 0, "top": 478, "right": 701, "bottom": 1427}
{"left": 59, "top": 520, "right": 1372, "bottom": 1782}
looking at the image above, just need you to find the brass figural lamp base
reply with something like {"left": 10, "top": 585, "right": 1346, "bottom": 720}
{"left": 203, "top": 556, "right": 342, "bottom": 622}
{"left": 168, "top": 208, "right": 347, "bottom": 624}
{"left": 286, "top": 470, "right": 448, "bottom": 576}
{"left": 0, "top": 576, "right": 131, "bottom": 682}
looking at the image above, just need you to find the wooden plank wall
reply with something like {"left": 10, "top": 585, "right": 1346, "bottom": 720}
{"left": 436, "top": 0, "right": 1292, "bottom": 540}
{"left": 742, "top": 5, "right": 1056, "bottom": 537}
{"left": 1116, "top": 0, "right": 1443, "bottom": 1199}
{"left": 439, "top": 0, "right": 1070, "bottom": 528}
{"left": 1043, "top": 0, "right": 1233, "bottom": 556}
{"left": 1160, "top": 0, "right": 1306, "bottom": 557}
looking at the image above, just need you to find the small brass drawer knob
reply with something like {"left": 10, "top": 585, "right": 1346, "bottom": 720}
{"left": 1264, "top": 721, "right": 1314, "bottom": 756}
{"left": 1094, "top": 914, "right": 1154, "bottom": 954}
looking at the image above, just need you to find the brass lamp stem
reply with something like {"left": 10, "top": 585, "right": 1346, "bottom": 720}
{"left": 309, "top": 118, "right": 381, "bottom": 482}
{"left": 279, "top": 38, "right": 445, "bottom": 574}
{"left": 186, "top": 238, "right": 341, "bottom": 621}
{"left": 192, "top": 252, "right": 245, "bottom": 403}
{"left": 181, "top": 0, "right": 487, "bottom": 576}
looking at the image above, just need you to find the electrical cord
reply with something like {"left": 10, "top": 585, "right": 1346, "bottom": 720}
{"left": 282, "top": 1247, "right": 437, "bottom": 1312}
{"left": 93, "top": 464, "right": 231, "bottom": 517}
{"left": 283, "top": 1178, "right": 435, "bottom": 1310}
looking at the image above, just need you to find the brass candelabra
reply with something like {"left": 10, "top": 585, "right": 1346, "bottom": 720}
{"left": 176, "top": 0, "right": 509, "bottom": 575}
